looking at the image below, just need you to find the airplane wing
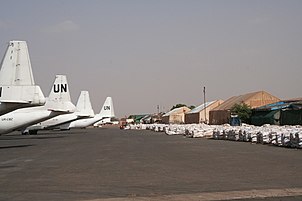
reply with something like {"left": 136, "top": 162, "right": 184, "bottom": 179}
{"left": 47, "top": 109, "right": 73, "bottom": 113}
{"left": 0, "top": 100, "right": 31, "bottom": 103}
{"left": 76, "top": 114, "right": 94, "bottom": 118}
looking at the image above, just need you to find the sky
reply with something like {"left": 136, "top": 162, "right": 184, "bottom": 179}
{"left": 0, "top": 0, "right": 301, "bottom": 117}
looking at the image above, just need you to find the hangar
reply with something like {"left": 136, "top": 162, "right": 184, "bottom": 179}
{"left": 209, "top": 91, "right": 280, "bottom": 125}
{"left": 162, "top": 106, "right": 191, "bottom": 124}
{"left": 185, "top": 100, "right": 224, "bottom": 124}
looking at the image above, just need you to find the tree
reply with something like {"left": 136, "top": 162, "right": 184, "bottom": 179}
{"left": 170, "top": 104, "right": 187, "bottom": 111}
{"left": 189, "top": 105, "right": 196, "bottom": 110}
{"left": 231, "top": 103, "right": 252, "bottom": 124}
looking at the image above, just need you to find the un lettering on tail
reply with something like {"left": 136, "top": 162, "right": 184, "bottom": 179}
{"left": 53, "top": 84, "right": 67, "bottom": 93}
{"left": 99, "top": 97, "right": 115, "bottom": 118}
{"left": 48, "top": 75, "right": 71, "bottom": 103}
{"left": 104, "top": 106, "right": 110, "bottom": 110}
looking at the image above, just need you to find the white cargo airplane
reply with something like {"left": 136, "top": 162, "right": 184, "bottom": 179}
{"left": 0, "top": 75, "right": 76, "bottom": 135}
{"left": 24, "top": 91, "right": 94, "bottom": 134}
{"left": 60, "top": 97, "right": 115, "bottom": 129}
{"left": 0, "top": 41, "right": 45, "bottom": 115}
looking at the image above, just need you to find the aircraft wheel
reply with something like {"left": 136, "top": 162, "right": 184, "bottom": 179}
{"left": 29, "top": 130, "right": 38, "bottom": 135}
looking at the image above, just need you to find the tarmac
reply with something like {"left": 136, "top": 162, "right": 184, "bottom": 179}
{"left": 0, "top": 127, "right": 301, "bottom": 201}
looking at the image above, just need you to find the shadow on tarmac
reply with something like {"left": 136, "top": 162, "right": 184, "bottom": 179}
{"left": 0, "top": 135, "right": 67, "bottom": 140}
{"left": 0, "top": 144, "right": 34, "bottom": 149}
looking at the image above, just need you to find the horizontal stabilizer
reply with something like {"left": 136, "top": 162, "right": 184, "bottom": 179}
{"left": 0, "top": 85, "right": 45, "bottom": 115}
{"left": 0, "top": 85, "right": 45, "bottom": 104}
{"left": 47, "top": 108, "right": 73, "bottom": 113}
{"left": 0, "top": 100, "right": 30, "bottom": 103}
{"left": 77, "top": 114, "right": 93, "bottom": 118}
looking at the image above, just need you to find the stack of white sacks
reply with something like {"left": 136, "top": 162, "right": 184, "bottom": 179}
{"left": 126, "top": 123, "right": 302, "bottom": 148}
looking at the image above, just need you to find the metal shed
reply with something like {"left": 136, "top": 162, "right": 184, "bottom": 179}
{"left": 251, "top": 100, "right": 302, "bottom": 126}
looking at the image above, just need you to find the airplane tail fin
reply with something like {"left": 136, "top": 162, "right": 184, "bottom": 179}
{"left": 99, "top": 97, "right": 115, "bottom": 118}
{"left": 0, "top": 41, "right": 45, "bottom": 113}
{"left": 46, "top": 75, "right": 76, "bottom": 113}
{"left": 0, "top": 41, "right": 34, "bottom": 85}
{"left": 75, "top": 91, "right": 94, "bottom": 117}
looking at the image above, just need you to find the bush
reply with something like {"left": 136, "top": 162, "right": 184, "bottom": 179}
{"left": 231, "top": 103, "right": 252, "bottom": 124}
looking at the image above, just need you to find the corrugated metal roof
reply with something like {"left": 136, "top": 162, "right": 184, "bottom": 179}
{"left": 163, "top": 106, "right": 190, "bottom": 117}
{"left": 282, "top": 97, "right": 302, "bottom": 102}
{"left": 255, "top": 101, "right": 287, "bottom": 111}
{"left": 186, "top": 101, "right": 215, "bottom": 114}
{"left": 255, "top": 101, "right": 302, "bottom": 111}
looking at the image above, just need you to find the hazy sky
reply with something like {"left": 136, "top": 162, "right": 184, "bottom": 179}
{"left": 0, "top": 0, "right": 301, "bottom": 117}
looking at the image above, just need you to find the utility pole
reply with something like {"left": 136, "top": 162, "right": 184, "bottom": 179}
{"left": 203, "top": 86, "right": 207, "bottom": 124}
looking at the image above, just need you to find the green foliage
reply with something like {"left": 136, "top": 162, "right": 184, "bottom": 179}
{"left": 189, "top": 105, "right": 196, "bottom": 110}
{"left": 170, "top": 104, "right": 187, "bottom": 111}
{"left": 231, "top": 103, "right": 252, "bottom": 123}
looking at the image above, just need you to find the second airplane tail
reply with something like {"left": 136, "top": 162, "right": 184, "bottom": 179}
{"left": 75, "top": 91, "right": 95, "bottom": 118}
{"left": 46, "top": 75, "right": 76, "bottom": 113}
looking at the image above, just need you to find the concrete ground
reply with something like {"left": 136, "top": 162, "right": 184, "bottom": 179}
{"left": 0, "top": 127, "right": 301, "bottom": 201}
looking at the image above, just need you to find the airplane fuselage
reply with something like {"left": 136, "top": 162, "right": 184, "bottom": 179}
{"left": 27, "top": 113, "right": 79, "bottom": 131}
{"left": 0, "top": 107, "right": 63, "bottom": 134}
{"left": 68, "top": 115, "right": 103, "bottom": 128}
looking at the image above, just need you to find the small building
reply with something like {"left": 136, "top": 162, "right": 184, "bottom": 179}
{"left": 127, "top": 114, "right": 150, "bottom": 124}
{"left": 162, "top": 106, "right": 191, "bottom": 124}
{"left": 209, "top": 91, "right": 280, "bottom": 125}
{"left": 185, "top": 100, "right": 224, "bottom": 124}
